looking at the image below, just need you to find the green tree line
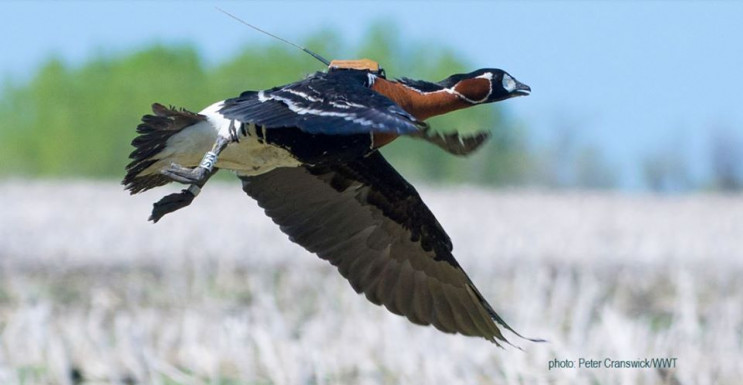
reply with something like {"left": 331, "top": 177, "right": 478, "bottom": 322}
{"left": 0, "top": 24, "right": 531, "bottom": 185}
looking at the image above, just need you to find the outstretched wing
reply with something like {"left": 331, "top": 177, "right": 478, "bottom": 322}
{"left": 220, "top": 70, "right": 427, "bottom": 135}
{"left": 240, "top": 151, "right": 524, "bottom": 345}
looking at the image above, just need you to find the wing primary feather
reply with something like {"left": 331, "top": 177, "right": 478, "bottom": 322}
{"left": 427, "top": 280, "right": 458, "bottom": 333}
{"left": 441, "top": 286, "right": 481, "bottom": 337}
{"left": 360, "top": 257, "right": 392, "bottom": 306}
{"left": 393, "top": 260, "right": 416, "bottom": 323}
{"left": 411, "top": 271, "right": 435, "bottom": 327}
{"left": 375, "top": 259, "right": 404, "bottom": 316}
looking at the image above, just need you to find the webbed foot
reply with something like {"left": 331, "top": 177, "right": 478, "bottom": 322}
{"left": 149, "top": 187, "right": 198, "bottom": 223}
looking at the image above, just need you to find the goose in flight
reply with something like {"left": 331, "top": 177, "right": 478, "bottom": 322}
{"left": 123, "top": 61, "right": 533, "bottom": 345}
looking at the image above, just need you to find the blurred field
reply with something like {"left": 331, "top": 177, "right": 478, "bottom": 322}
{"left": 1, "top": 180, "right": 741, "bottom": 385}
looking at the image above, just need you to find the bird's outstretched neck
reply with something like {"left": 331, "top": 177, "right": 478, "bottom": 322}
{"left": 370, "top": 77, "right": 471, "bottom": 121}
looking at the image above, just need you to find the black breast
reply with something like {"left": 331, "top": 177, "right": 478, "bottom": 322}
{"left": 257, "top": 126, "right": 373, "bottom": 165}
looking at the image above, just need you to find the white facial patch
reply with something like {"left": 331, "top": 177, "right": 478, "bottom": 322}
{"left": 502, "top": 73, "right": 517, "bottom": 92}
{"left": 476, "top": 72, "right": 493, "bottom": 80}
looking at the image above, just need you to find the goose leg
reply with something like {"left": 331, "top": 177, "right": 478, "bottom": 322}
{"left": 151, "top": 132, "right": 233, "bottom": 223}
{"left": 161, "top": 136, "right": 230, "bottom": 184}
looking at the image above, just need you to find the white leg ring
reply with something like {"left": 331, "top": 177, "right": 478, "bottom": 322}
{"left": 199, "top": 151, "right": 218, "bottom": 171}
{"left": 187, "top": 184, "right": 201, "bottom": 197}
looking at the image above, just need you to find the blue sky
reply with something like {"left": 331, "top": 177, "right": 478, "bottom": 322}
{"left": 2, "top": 1, "right": 742, "bottom": 189}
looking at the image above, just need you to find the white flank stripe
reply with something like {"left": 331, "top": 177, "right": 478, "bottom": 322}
{"left": 285, "top": 89, "right": 322, "bottom": 102}
{"left": 329, "top": 101, "right": 350, "bottom": 109}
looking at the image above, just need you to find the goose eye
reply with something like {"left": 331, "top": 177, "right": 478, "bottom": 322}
{"left": 502, "top": 74, "right": 516, "bottom": 92}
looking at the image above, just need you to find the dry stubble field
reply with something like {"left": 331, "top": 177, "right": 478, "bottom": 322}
{"left": 0, "top": 180, "right": 741, "bottom": 384}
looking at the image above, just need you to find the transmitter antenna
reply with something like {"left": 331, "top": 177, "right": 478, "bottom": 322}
{"left": 215, "top": 7, "right": 331, "bottom": 66}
